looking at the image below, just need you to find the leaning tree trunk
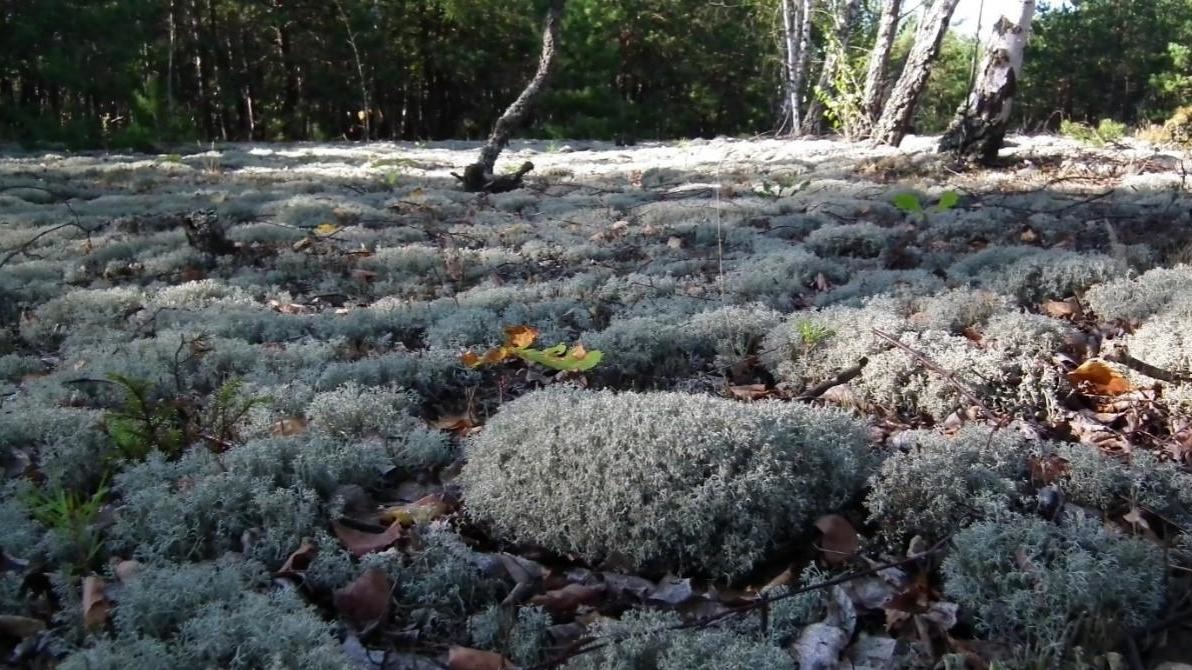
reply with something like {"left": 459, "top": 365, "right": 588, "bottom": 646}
{"left": 457, "top": 0, "right": 565, "bottom": 192}
{"left": 859, "top": 0, "right": 902, "bottom": 130}
{"left": 802, "top": 0, "right": 861, "bottom": 135}
{"left": 938, "top": 0, "right": 1036, "bottom": 163}
{"left": 871, "top": 0, "right": 962, "bottom": 146}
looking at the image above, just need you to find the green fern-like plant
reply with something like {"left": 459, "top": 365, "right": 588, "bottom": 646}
{"left": 105, "top": 374, "right": 187, "bottom": 461}
{"left": 24, "top": 479, "right": 109, "bottom": 571}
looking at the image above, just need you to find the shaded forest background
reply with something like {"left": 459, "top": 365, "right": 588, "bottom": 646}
{"left": 2, "top": 0, "right": 1191, "bottom": 149}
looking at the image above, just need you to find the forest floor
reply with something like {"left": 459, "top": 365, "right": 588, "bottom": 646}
{"left": 1, "top": 135, "right": 1191, "bottom": 669}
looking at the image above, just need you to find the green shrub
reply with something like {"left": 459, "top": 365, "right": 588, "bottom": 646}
{"left": 1060, "top": 118, "right": 1127, "bottom": 146}
{"left": 943, "top": 514, "right": 1165, "bottom": 661}
{"left": 460, "top": 388, "right": 872, "bottom": 578}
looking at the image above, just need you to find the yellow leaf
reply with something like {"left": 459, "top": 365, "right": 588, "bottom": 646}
{"left": 378, "top": 494, "right": 455, "bottom": 526}
{"left": 1067, "top": 359, "right": 1133, "bottom": 395}
{"left": 503, "top": 325, "right": 539, "bottom": 349}
{"left": 314, "top": 223, "right": 341, "bottom": 236}
{"left": 481, "top": 346, "right": 513, "bottom": 366}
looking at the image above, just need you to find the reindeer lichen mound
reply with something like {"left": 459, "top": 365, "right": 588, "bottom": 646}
{"left": 460, "top": 388, "right": 873, "bottom": 578}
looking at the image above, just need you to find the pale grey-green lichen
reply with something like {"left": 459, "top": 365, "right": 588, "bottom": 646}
{"left": 460, "top": 388, "right": 872, "bottom": 578}
{"left": 943, "top": 514, "right": 1165, "bottom": 660}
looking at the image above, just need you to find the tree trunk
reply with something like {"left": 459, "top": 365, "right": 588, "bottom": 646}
{"left": 802, "top": 0, "right": 861, "bottom": 135}
{"left": 871, "top": 0, "right": 962, "bottom": 146}
{"left": 457, "top": 0, "right": 565, "bottom": 192}
{"left": 334, "top": 0, "right": 371, "bottom": 140}
{"left": 779, "top": 0, "right": 799, "bottom": 134}
{"left": 860, "top": 0, "right": 902, "bottom": 129}
{"left": 938, "top": 0, "right": 1036, "bottom": 163}
{"left": 792, "top": 0, "right": 814, "bottom": 133}
{"left": 780, "top": 0, "right": 814, "bottom": 135}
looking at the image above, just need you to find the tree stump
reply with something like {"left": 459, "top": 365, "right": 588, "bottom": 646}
{"left": 939, "top": 1, "right": 1037, "bottom": 163}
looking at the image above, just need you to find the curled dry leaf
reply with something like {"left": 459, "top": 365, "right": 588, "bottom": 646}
{"left": 114, "top": 559, "right": 143, "bottom": 583}
{"left": 1028, "top": 454, "right": 1071, "bottom": 485}
{"left": 430, "top": 413, "right": 476, "bottom": 435}
{"left": 1041, "top": 298, "right": 1083, "bottom": 319}
{"left": 646, "top": 576, "right": 694, "bottom": 606}
{"left": 447, "top": 646, "right": 515, "bottom": 670}
{"left": 503, "top": 325, "right": 539, "bottom": 349}
{"left": 1067, "top": 359, "right": 1133, "bottom": 396}
{"left": 332, "top": 519, "right": 403, "bottom": 557}
{"left": 529, "top": 583, "right": 606, "bottom": 616}
{"left": 277, "top": 538, "right": 318, "bottom": 577}
{"left": 814, "top": 514, "right": 860, "bottom": 566}
{"left": 271, "top": 416, "right": 307, "bottom": 437}
{"left": 82, "top": 575, "right": 109, "bottom": 631}
{"left": 728, "top": 384, "right": 771, "bottom": 401}
{"left": 334, "top": 567, "right": 392, "bottom": 627}
{"left": 379, "top": 493, "right": 455, "bottom": 526}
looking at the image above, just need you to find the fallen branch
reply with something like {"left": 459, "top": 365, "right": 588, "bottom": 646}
{"left": 796, "top": 357, "right": 868, "bottom": 401}
{"left": 1103, "top": 346, "right": 1192, "bottom": 385}
{"left": 871, "top": 328, "right": 999, "bottom": 420}
{"left": 0, "top": 198, "right": 94, "bottom": 271}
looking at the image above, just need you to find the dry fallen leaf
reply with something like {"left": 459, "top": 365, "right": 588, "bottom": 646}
{"left": 529, "top": 583, "right": 606, "bottom": 616}
{"left": 729, "top": 384, "right": 771, "bottom": 401}
{"left": 1027, "top": 454, "right": 1071, "bottom": 485}
{"left": 379, "top": 493, "right": 455, "bottom": 526}
{"left": 271, "top": 417, "right": 308, "bottom": 437}
{"left": 114, "top": 559, "right": 143, "bottom": 583}
{"left": 430, "top": 413, "right": 476, "bottom": 435}
{"left": 1067, "top": 359, "right": 1133, "bottom": 395}
{"left": 1041, "top": 298, "right": 1082, "bottom": 319}
{"left": 278, "top": 538, "right": 318, "bottom": 577}
{"left": 646, "top": 576, "right": 693, "bottom": 606}
{"left": 334, "top": 567, "right": 392, "bottom": 626}
{"left": 447, "top": 646, "right": 514, "bottom": 670}
{"left": 503, "top": 324, "right": 539, "bottom": 349}
{"left": 1122, "top": 507, "right": 1152, "bottom": 532}
{"left": 332, "top": 520, "right": 403, "bottom": 557}
{"left": 815, "top": 514, "right": 860, "bottom": 566}
{"left": 82, "top": 575, "right": 109, "bottom": 631}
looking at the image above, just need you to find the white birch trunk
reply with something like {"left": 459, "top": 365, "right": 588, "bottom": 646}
{"left": 872, "top": 0, "right": 963, "bottom": 146}
{"left": 789, "top": 0, "right": 814, "bottom": 134}
{"left": 938, "top": 0, "right": 1036, "bottom": 162}
{"left": 780, "top": 0, "right": 801, "bottom": 135}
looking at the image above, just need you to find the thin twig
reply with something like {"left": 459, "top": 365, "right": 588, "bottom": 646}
{"left": 1104, "top": 347, "right": 1192, "bottom": 385}
{"left": 871, "top": 328, "right": 999, "bottom": 420}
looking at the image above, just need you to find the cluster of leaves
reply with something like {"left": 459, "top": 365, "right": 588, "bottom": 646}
{"left": 460, "top": 325, "right": 603, "bottom": 373}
